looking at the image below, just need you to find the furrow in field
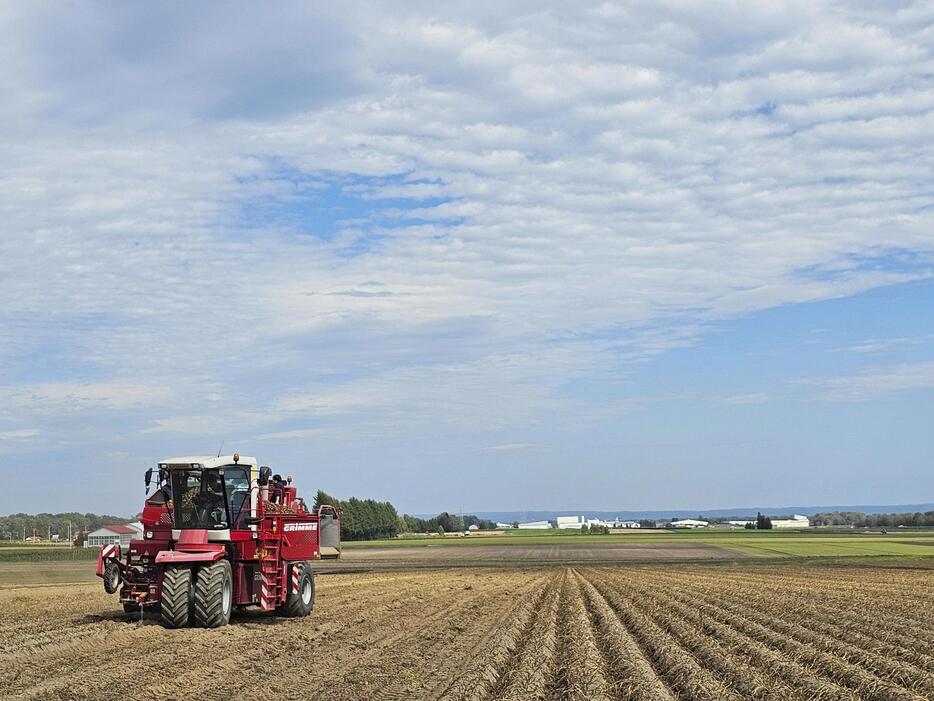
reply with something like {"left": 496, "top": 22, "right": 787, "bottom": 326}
{"left": 656, "top": 584, "right": 928, "bottom": 701}
{"left": 575, "top": 571, "right": 676, "bottom": 701}
{"left": 437, "top": 575, "right": 553, "bottom": 701}
{"left": 545, "top": 570, "right": 611, "bottom": 701}
{"left": 489, "top": 571, "right": 561, "bottom": 700}
{"left": 653, "top": 570, "right": 934, "bottom": 624}
{"left": 683, "top": 587, "right": 934, "bottom": 699}
{"left": 586, "top": 569, "right": 797, "bottom": 701}
{"left": 631, "top": 568, "right": 934, "bottom": 658}
{"left": 583, "top": 571, "right": 743, "bottom": 701}
{"left": 706, "top": 583, "right": 934, "bottom": 655}
{"left": 604, "top": 572, "right": 860, "bottom": 701}
{"left": 703, "top": 594, "right": 934, "bottom": 698}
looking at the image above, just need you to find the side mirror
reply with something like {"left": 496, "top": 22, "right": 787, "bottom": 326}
{"left": 144, "top": 468, "right": 153, "bottom": 493}
{"left": 258, "top": 466, "right": 271, "bottom": 486}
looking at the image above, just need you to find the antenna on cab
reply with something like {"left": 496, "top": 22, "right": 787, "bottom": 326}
{"left": 217, "top": 440, "right": 225, "bottom": 458}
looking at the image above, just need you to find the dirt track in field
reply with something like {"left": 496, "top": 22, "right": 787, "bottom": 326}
{"left": 2, "top": 562, "right": 933, "bottom": 700}
{"left": 0, "top": 542, "right": 746, "bottom": 586}
{"left": 338, "top": 541, "right": 746, "bottom": 569}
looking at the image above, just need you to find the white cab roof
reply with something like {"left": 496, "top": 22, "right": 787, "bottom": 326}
{"left": 159, "top": 455, "right": 258, "bottom": 469}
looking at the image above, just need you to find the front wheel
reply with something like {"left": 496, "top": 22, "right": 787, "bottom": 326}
{"left": 103, "top": 560, "right": 121, "bottom": 594}
{"left": 194, "top": 560, "right": 233, "bottom": 628}
{"left": 278, "top": 562, "right": 314, "bottom": 617}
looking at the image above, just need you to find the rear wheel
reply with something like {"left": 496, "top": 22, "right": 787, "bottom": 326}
{"left": 278, "top": 562, "right": 314, "bottom": 617}
{"left": 194, "top": 560, "right": 233, "bottom": 628}
{"left": 103, "top": 560, "right": 121, "bottom": 594}
{"left": 160, "top": 567, "right": 192, "bottom": 628}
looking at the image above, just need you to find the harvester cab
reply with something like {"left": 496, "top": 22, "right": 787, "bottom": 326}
{"left": 97, "top": 453, "right": 341, "bottom": 628}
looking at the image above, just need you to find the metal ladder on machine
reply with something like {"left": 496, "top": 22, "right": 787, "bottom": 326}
{"left": 258, "top": 516, "right": 283, "bottom": 612}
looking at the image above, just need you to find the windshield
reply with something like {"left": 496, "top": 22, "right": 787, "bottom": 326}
{"left": 224, "top": 466, "right": 250, "bottom": 527}
{"left": 172, "top": 469, "right": 229, "bottom": 529}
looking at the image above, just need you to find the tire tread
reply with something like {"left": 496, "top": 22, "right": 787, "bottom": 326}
{"left": 160, "top": 567, "right": 191, "bottom": 628}
{"left": 194, "top": 560, "right": 232, "bottom": 628}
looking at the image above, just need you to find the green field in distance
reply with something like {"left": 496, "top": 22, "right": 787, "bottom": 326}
{"left": 343, "top": 528, "right": 934, "bottom": 559}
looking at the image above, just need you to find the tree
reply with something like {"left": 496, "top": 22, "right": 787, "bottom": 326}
{"left": 313, "top": 490, "right": 339, "bottom": 511}
{"left": 756, "top": 512, "right": 773, "bottom": 530}
{"left": 313, "top": 491, "right": 400, "bottom": 541}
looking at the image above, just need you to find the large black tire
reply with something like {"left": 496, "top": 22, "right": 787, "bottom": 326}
{"left": 278, "top": 562, "right": 314, "bottom": 617}
{"left": 103, "top": 560, "right": 121, "bottom": 594}
{"left": 194, "top": 560, "right": 233, "bottom": 628}
{"left": 160, "top": 567, "right": 192, "bottom": 628}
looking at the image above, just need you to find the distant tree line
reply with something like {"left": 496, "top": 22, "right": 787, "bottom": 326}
{"left": 811, "top": 511, "right": 934, "bottom": 528}
{"left": 0, "top": 512, "right": 134, "bottom": 544}
{"left": 313, "top": 490, "right": 400, "bottom": 541}
{"left": 399, "top": 512, "right": 496, "bottom": 534}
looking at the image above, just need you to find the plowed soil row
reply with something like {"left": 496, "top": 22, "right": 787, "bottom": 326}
{"left": 1, "top": 562, "right": 932, "bottom": 700}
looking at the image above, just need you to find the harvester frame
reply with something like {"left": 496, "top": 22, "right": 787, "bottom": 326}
{"left": 97, "top": 454, "right": 340, "bottom": 628}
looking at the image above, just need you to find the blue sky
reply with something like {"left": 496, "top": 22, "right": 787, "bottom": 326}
{"left": 1, "top": 1, "right": 933, "bottom": 515}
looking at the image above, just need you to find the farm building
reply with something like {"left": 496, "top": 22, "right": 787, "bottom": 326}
{"left": 772, "top": 514, "right": 811, "bottom": 528}
{"left": 517, "top": 520, "right": 551, "bottom": 529}
{"left": 585, "top": 518, "right": 612, "bottom": 528}
{"left": 614, "top": 520, "right": 641, "bottom": 528}
{"left": 495, "top": 522, "right": 515, "bottom": 529}
{"left": 556, "top": 515, "right": 584, "bottom": 529}
{"left": 671, "top": 519, "right": 709, "bottom": 529}
{"left": 84, "top": 523, "right": 141, "bottom": 548}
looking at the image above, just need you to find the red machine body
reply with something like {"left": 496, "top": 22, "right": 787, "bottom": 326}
{"left": 97, "top": 454, "right": 341, "bottom": 628}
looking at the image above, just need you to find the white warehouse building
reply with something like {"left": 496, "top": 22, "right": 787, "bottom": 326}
{"left": 556, "top": 515, "right": 584, "bottom": 529}
{"left": 772, "top": 514, "right": 811, "bottom": 528}
{"left": 671, "top": 519, "right": 709, "bottom": 529}
{"left": 517, "top": 520, "right": 552, "bottom": 529}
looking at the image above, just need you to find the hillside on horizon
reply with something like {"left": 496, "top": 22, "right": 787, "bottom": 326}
{"left": 452, "top": 503, "right": 934, "bottom": 524}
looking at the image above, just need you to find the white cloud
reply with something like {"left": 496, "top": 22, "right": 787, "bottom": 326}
{"left": 482, "top": 443, "right": 545, "bottom": 452}
{"left": 832, "top": 335, "right": 932, "bottom": 354}
{"left": 718, "top": 393, "right": 770, "bottom": 405}
{"left": 0, "top": 429, "right": 39, "bottom": 439}
{"left": 797, "top": 360, "right": 934, "bottom": 402}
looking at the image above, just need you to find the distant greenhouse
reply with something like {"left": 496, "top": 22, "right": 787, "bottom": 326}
{"left": 670, "top": 519, "right": 708, "bottom": 529}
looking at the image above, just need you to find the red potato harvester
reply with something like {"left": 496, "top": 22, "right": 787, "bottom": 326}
{"left": 97, "top": 453, "right": 341, "bottom": 628}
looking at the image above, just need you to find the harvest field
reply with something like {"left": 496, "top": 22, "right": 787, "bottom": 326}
{"left": 2, "top": 561, "right": 933, "bottom": 700}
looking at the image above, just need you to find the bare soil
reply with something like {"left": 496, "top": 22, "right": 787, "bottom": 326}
{"left": 1, "top": 561, "right": 932, "bottom": 700}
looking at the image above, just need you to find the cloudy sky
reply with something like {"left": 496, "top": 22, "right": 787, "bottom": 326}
{"left": 1, "top": 1, "right": 933, "bottom": 515}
